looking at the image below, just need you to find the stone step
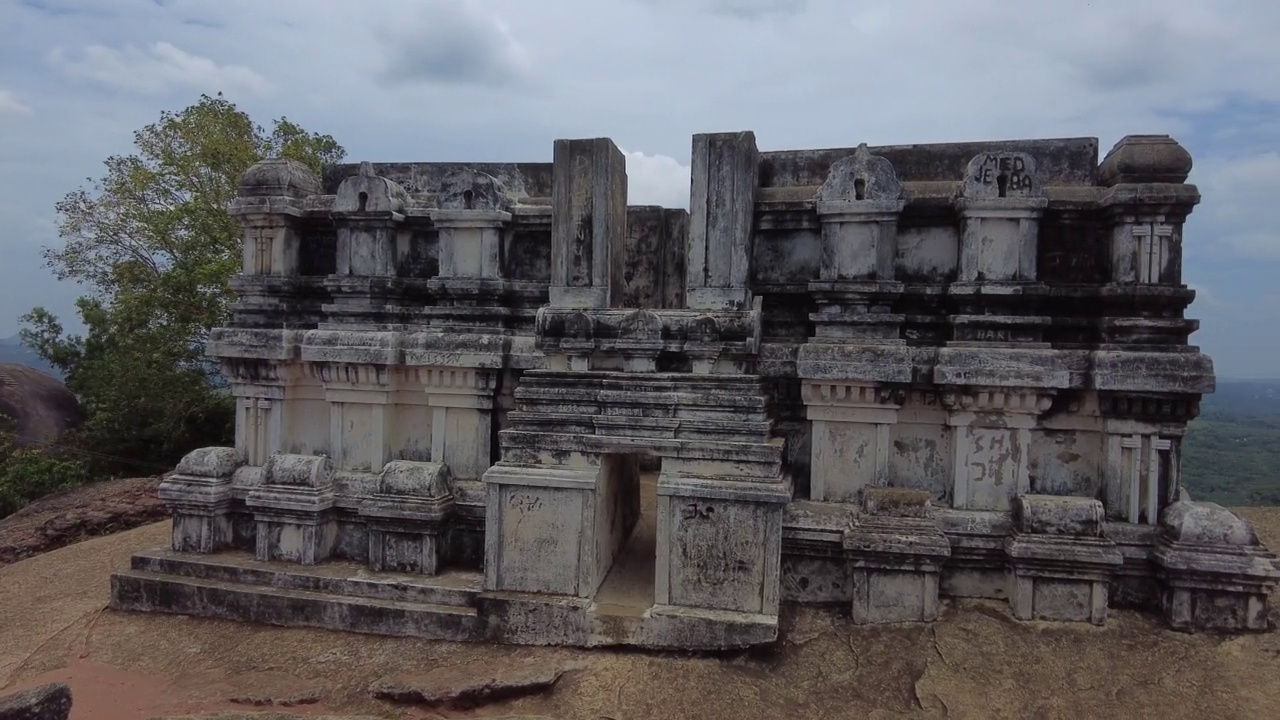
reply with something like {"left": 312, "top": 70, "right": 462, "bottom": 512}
{"left": 111, "top": 569, "right": 481, "bottom": 642}
{"left": 129, "top": 549, "right": 481, "bottom": 608}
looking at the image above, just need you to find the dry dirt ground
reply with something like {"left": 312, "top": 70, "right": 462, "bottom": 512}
{"left": 4, "top": 484, "right": 1280, "bottom": 719}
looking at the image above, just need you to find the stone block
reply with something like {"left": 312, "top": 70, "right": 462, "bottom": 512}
{"left": 1153, "top": 501, "right": 1280, "bottom": 632}
{"left": 482, "top": 464, "right": 600, "bottom": 597}
{"left": 160, "top": 446, "right": 244, "bottom": 553}
{"left": 658, "top": 475, "right": 790, "bottom": 616}
{"left": 361, "top": 461, "right": 455, "bottom": 575}
{"left": 1006, "top": 496, "right": 1122, "bottom": 625}
{"left": 245, "top": 453, "right": 338, "bottom": 565}
{"left": 862, "top": 486, "right": 932, "bottom": 519}
{"left": 843, "top": 489, "right": 950, "bottom": 624}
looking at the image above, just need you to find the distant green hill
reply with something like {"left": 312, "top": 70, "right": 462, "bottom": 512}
{"left": 1182, "top": 379, "right": 1280, "bottom": 506}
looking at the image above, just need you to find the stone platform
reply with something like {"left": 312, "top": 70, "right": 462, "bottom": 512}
{"left": 112, "top": 546, "right": 776, "bottom": 650}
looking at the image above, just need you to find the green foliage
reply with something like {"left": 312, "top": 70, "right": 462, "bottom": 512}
{"left": 19, "top": 94, "right": 345, "bottom": 475}
{"left": 0, "top": 430, "right": 91, "bottom": 518}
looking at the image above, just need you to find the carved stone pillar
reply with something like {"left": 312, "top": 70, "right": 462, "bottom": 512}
{"left": 550, "top": 138, "right": 627, "bottom": 309}
{"left": 1097, "top": 135, "right": 1201, "bottom": 347}
{"left": 430, "top": 169, "right": 513, "bottom": 285}
{"left": 809, "top": 143, "right": 906, "bottom": 342}
{"left": 221, "top": 355, "right": 325, "bottom": 466}
{"left": 686, "top": 131, "right": 758, "bottom": 311}
{"left": 310, "top": 362, "right": 405, "bottom": 473}
{"left": 227, "top": 158, "right": 322, "bottom": 327}
{"left": 326, "top": 162, "right": 410, "bottom": 322}
{"left": 420, "top": 366, "right": 499, "bottom": 481}
{"left": 951, "top": 151, "right": 1051, "bottom": 344}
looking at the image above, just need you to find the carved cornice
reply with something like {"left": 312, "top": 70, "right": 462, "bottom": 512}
{"left": 940, "top": 387, "right": 1054, "bottom": 414}
{"left": 1098, "top": 392, "right": 1200, "bottom": 423}
{"left": 801, "top": 381, "right": 906, "bottom": 408}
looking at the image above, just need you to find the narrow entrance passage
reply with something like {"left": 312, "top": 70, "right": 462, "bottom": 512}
{"left": 594, "top": 468, "right": 659, "bottom": 617}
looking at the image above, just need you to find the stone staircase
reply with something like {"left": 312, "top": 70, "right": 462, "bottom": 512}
{"left": 111, "top": 550, "right": 484, "bottom": 641}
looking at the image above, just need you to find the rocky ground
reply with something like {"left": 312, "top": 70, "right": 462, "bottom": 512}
{"left": 0, "top": 477, "right": 167, "bottom": 566}
{"left": 3, "top": 479, "right": 1280, "bottom": 719}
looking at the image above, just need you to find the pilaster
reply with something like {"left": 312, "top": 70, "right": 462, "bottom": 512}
{"left": 943, "top": 387, "right": 1053, "bottom": 511}
{"left": 802, "top": 381, "right": 905, "bottom": 503}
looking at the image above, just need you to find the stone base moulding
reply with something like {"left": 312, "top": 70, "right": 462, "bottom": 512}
{"left": 844, "top": 487, "right": 951, "bottom": 624}
{"left": 1153, "top": 501, "right": 1280, "bottom": 632}
{"left": 1005, "top": 495, "right": 1122, "bottom": 625}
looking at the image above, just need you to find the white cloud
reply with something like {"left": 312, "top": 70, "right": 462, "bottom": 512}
{"left": 48, "top": 41, "right": 269, "bottom": 95}
{"left": 0, "top": 90, "right": 32, "bottom": 117}
{"left": 379, "top": 1, "right": 533, "bottom": 88}
{"left": 1190, "top": 152, "right": 1280, "bottom": 260}
{"left": 4, "top": 0, "right": 1280, "bottom": 375}
{"left": 622, "top": 149, "right": 691, "bottom": 209}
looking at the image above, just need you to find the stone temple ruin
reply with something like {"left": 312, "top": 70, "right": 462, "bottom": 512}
{"left": 111, "top": 131, "right": 1280, "bottom": 648}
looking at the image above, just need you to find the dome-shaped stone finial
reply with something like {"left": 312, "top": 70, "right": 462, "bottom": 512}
{"left": 437, "top": 168, "right": 513, "bottom": 212}
{"left": 238, "top": 158, "right": 323, "bottom": 199}
{"left": 962, "top": 151, "right": 1043, "bottom": 199}
{"left": 817, "top": 143, "right": 903, "bottom": 203}
{"left": 1161, "top": 500, "right": 1259, "bottom": 546}
{"left": 1098, "top": 135, "right": 1193, "bottom": 187}
{"left": 334, "top": 161, "right": 410, "bottom": 213}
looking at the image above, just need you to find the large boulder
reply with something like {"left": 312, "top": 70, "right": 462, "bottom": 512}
{"left": 0, "top": 364, "right": 83, "bottom": 446}
{"left": 0, "top": 683, "right": 72, "bottom": 720}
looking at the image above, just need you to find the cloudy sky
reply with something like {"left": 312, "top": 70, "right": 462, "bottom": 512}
{"left": 1, "top": 0, "right": 1278, "bottom": 377}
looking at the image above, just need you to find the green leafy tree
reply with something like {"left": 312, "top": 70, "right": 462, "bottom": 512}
{"left": 20, "top": 94, "right": 345, "bottom": 474}
{"left": 0, "top": 426, "right": 92, "bottom": 517}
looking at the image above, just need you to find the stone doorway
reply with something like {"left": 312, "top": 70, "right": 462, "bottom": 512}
{"left": 594, "top": 453, "right": 659, "bottom": 617}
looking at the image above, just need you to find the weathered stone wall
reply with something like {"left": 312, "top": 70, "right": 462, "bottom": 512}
{"left": 120, "top": 130, "right": 1278, "bottom": 648}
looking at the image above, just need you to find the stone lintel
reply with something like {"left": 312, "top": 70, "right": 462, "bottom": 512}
{"left": 482, "top": 463, "right": 599, "bottom": 489}
{"left": 230, "top": 195, "right": 309, "bottom": 218}
{"left": 656, "top": 474, "right": 792, "bottom": 504}
{"left": 430, "top": 208, "right": 509, "bottom": 225}
{"left": 245, "top": 486, "right": 336, "bottom": 514}
{"left": 815, "top": 200, "right": 905, "bottom": 219}
{"left": 1092, "top": 350, "right": 1215, "bottom": 395}
{"left": 934, "top": 348, "right": 1071, "bottom": 389}
{"left": 208, "top": 328, "right": 304, "bottom": 361}
{"left": 955, "top": 197, "right": 1049, "bottom": 216}
{"left": 796, "top": 344, "right": 914, "bottom": 384}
